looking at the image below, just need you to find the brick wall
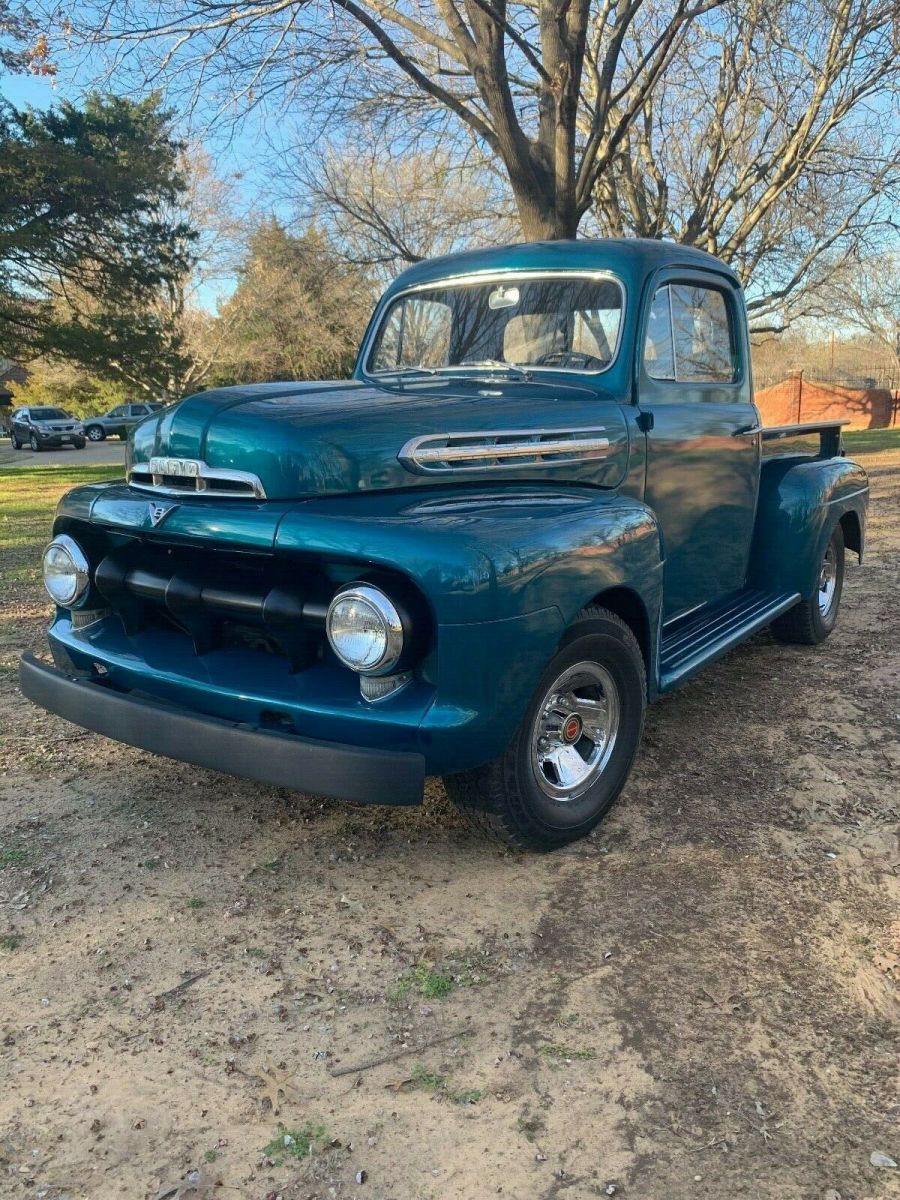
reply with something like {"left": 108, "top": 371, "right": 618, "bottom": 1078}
{"left": 755, "top": 372, "right": 899, "bottom": 429}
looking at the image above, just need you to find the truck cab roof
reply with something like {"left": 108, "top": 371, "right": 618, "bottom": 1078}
{"left": 386, "top": 237, "right": 742, "bottom": 300}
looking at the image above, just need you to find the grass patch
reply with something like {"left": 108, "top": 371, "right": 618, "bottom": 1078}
{"left": 262, "top": 1124, "right": 330, "bottom": 1165}
{"left": 541, "top": 1044, "right": 596, "bottom": 1062}
{"left": 409, "top": 1063, "right": 482, "bottom": 1105}
{"left": 388, "top": 962, "right": 455, "bottom": 1002}
{"left": 0, "top": 934, "right": 23, "bottom": 951}
{"left": 0, "top": 847, "right": 30, "bottom": 869}
{"left": 842, "top": 428, "right": 900, "bottom": 455}
{"left": 203, "top": 1149, "right": 218, "bottom": 1163}
{"left": 186, "top": 898, "right": 206, "bottom": 910}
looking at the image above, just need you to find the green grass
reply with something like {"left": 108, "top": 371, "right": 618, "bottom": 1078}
{"left": 186, "top": 898, "right": 206, "bottom": 910}
{"left": 540, "top": 1044, "right": 596, "bottom": 1062}
{"left": 410, "top": 1063, "right": 483, "bottom": 1105}
{"left": 0, "top": 847, "right": 30, "bottom": 869}
{"left": 388, "top": 962, "right": 456, "bottom": 1002}
{"left": 0, "top": 465, "right": 121, "bottom": 601}
{"left": 0, "top": 934, "right": 23, "bottom": 951}
{"left": 262, "top": 1124, "right": 330, "bottom": 1165}
{"left": 842, "top": 427, "right": 900, "bottom": 455}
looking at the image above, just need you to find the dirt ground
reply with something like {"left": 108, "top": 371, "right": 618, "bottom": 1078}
{"left": 1, "top": 451, "right": 898, "bottom": 1200}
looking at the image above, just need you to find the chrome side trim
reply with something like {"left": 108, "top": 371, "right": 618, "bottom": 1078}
{"left": 399, "top": 427, "right": 610, "bottom": 474}
{"left": 128, "top": 458, "right": 267, "bottom": 499}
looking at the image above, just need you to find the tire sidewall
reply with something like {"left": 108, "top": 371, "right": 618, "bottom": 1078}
{"left": 86, "top": 426, "right": 104, "bottom": 441}
{"left": 508, "top": 617, "right": 645, "bottom": 840}
{"left": 30, "top": 433, "right": 40, "bottom": 452}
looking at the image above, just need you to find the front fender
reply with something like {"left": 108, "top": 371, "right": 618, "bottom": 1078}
{"left": 749, "top": 456, "right": 868, "bottom": 597}
{"left": 279, "top": 486, "right": 664, "bottom": 766}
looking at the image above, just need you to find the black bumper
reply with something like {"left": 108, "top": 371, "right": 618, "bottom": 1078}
{"left": 19, "top": 653, "right": 425, "bottom": 806}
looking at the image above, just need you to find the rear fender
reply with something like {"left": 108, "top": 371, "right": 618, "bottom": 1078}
{"left": 749, "top": 456, "right": 868, "bottom": 597}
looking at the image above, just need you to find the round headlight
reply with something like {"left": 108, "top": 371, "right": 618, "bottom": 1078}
{"left": 326, "top": 585, "right": 404, "bottom": 676}
{"left": 42, "top": 535, "right": 90, "bottom": 607}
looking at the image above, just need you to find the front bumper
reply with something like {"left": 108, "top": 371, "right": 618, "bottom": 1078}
{"left": 36, "top": 431, "right": 82, "bottom": 446}
{"left": 19, "top": 652, "right": 426, "bottom": 806}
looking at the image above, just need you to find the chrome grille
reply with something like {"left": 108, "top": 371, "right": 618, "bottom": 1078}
{"left": 128, "top": 457, "right": 266, "bottom": 499}
{"left": 398, "top": 427, "right": 610, "bottom": 474}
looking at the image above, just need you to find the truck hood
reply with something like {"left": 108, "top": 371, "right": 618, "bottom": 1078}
{"left": 131, "top": 379, "right": 630, "bottom": 501}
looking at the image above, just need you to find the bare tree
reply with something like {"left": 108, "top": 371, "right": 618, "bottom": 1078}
{"left": 824, "top": 252, "right": 900, "bottom": 373}
{"left": 59, "top": 0, "right": 725, "bottom": 241}
{"left": 55, "top": 0, "right": 899, "bottom": 323}
{"left": 292, "top": 133, "right": 518, "bottom": 282}
{"left": 592, "top": 0, "right": 900, "bottom": 328}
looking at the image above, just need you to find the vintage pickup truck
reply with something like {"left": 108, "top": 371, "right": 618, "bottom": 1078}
{"left": 21, "top": 239, "right": 869, "bottom": 848}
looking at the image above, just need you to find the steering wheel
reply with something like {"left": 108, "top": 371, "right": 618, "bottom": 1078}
{"left": 535, "top": 350, "right": 605, "bottom": 370}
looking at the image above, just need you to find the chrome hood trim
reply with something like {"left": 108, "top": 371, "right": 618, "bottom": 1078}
{"left": 398, "top": 427, "right": 610, "bottom": 474}
{"left": 128, "top": 457, "right": 267, "bottom": 499}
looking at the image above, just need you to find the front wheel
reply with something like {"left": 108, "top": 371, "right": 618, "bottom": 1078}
{"left": 30, "top": 433, "right": 42, "bottom": 452}
{"left": 73, "top": 438, "right": 86, "bottom": 450}
{"left": 771, "top": 523, "right": 845, "bottom": 645}
{"left": 85, "top": 425, "right": 105, "bottom": 442}
{"left": 444, "top": 607, "right": 646, "bottom": 850}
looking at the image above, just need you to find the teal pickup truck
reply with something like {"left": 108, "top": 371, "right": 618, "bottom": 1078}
{"left": 21, "top": 239, "right": 869, "bottom": 849}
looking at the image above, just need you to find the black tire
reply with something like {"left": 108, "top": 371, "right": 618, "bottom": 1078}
{"left": 85, "top": 425, "right": 105, "bottom": 442}
{"left": 444, "top": 607, "right": 646, "bottom": 850}
{"left": 30, "top": 433, "right": 42, "bottom": 452}
{"left": 73, "top": 438, "right": 86, "bottom": 450}
{"left": 11, "top": 433, "right": 21, "bottom": 450}
{"left": 771, "top": 523, "right": 845, "bottom": 645}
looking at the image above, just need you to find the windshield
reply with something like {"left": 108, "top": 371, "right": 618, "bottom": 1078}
{"left": 367, "top": 274, "right": 623, "bottom": 376}
{"left": 31, "top": 408, "right": 70, "bottom": 420}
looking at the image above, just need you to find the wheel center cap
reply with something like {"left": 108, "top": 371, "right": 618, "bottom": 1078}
{"left": 561, "top": 714, "right": 583, "bottom": 744}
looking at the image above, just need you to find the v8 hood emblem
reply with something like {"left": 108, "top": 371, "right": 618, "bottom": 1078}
{"left": 148, "top": 501, "right": 176, "bottom": 527}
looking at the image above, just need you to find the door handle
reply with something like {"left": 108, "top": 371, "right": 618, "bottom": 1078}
{"left": 636, "top": 411, "right": 654, "bottom": 432}
{"left": 733, "top": 424, "right": 762, "bottom": 437}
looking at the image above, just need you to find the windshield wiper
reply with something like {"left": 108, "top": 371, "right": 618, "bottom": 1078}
{"left": 458, "top": 360, "right": 532, "bottom": 379}
{"left": 372, "top": 366, "right": 438, "bottom": 378}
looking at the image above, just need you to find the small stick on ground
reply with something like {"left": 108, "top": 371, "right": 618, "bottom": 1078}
{"left": 328, "top": 1027, "right": 474, "bottom": 1078}
{"left": 152, "top": 971, "right": 210, "bottom": 1006}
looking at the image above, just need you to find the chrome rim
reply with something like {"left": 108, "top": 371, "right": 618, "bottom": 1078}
{"left": 88, "top": 427, "right": 103, "bottom": 440}
{"left": 530, "top": 661, "right": 620, "bottom": 801}
{"left": 818, "top": 541, "right": 838, "bottom": 617}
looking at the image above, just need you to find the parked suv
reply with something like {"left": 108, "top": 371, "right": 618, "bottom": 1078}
{"left": 83, "top": 403, "right": 163, "bottom": 442}
{"left": 10, "top": 407, "right": 85, "bottom": 451}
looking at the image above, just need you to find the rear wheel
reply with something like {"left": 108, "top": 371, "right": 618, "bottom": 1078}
{"left": 10, "top": 432, "right": 21, "bottom": 450}
{"left": 444, "top": 607, "right": 646, "bottom": 850}
{"left": 86, "top": 425, "right": 105, "bottom": 442}
{"left": 771, "top": 523, "right": 845, "bottom": 645}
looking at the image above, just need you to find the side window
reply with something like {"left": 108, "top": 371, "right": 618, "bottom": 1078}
{"left": 643, "top": 283, "right": 736, "bottom": 385}
{"left": 131, "top": 405, "right": 148, "bottom": 416}
{"left": 643, "top": 287, "right": 675, "bottom": 380}
{"left": 670, "top": 285, "right": 734, "bottom": 382}
{"left": 109, "top": 405, "right": 128, "bottom": 417}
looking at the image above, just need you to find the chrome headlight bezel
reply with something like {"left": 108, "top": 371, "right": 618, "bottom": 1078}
{"left": 326, "top": 584, "right": 405, "bottom": 676}
{"left": 41, "top": 534, "right": 91, "bottom": 608}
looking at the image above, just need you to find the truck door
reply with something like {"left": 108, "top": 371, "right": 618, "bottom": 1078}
{"left": 638, "top": 271, "right": 759, "bottom": 620}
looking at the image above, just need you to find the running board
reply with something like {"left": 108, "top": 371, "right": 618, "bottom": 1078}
{"left": 659, "top": 589, "right": 800, "bottom": 691}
